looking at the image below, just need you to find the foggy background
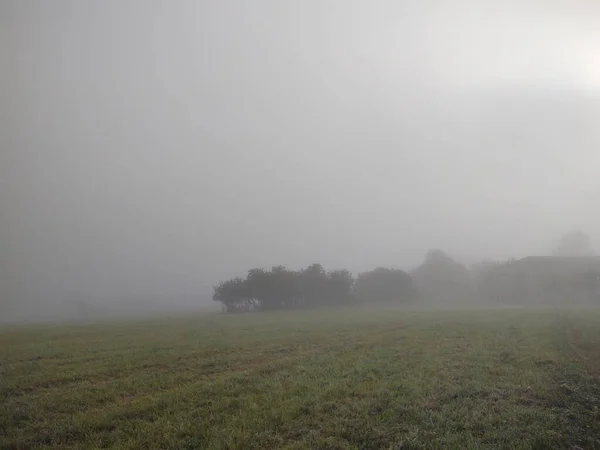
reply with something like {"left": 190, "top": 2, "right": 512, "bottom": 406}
{"left": 2, "top": 1, "right": 600, "bottom": 320}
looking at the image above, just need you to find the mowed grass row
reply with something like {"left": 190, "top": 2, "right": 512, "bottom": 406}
{"left": 1, "top": 309, "right": 600, "bottom": 449}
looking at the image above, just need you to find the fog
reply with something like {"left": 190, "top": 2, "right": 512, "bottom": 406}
{"left": 2, "top": 1, "right": 600, "bottom": 321}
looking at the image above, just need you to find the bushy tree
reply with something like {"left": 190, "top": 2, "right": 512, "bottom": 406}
{"left": 327, "top": 269, "right": 354, "bottom": 304}
{"left": 212, "top": 277, "right": 255, "bottom": 313}
{"left": 412, "top": 250, "right": 473, "bottom": 303}
{"left": 298, "top": 263, "right": 328, "bottom": 308}
{"left": 354, "top": 267, "right": 415, "bottom": 304}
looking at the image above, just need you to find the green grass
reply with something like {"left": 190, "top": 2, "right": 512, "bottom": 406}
{"left": 2, "top": 308, "right": 600, "bottom": 449}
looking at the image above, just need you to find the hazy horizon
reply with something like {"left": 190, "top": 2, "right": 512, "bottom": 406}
{"left": 2, "top": 1, "right": 600, "bottom": 318}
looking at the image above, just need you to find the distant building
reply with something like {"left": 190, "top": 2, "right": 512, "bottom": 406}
{"left": 479, "top": 256, "right": 600, "bottom": 306}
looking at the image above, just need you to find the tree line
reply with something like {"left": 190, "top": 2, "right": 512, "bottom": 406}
{"left": 213, "top": 264, "right": 417, "bottom": 312}
{"left": 212, "top": 250, "right": 464, "bottom": 313}
{"left": 213, "top": 231, "right": 600, "bottom": 313}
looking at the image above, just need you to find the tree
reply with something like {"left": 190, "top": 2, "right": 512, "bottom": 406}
{"left": 267, "top": 265, "right": 298, "bottom": 310}
{"left": 298, "top": 263, "right": 328, "bottom": 308}
{"left": 212, "top": 277, "right": 254, "bottom": 313}
{"left": 554, "top": 231, "right": 596, "bottom": 257}
{"left": 245, "top": 267, "right": 282, "bottom": 311}
{"left": 354, "top": 267, "right": 415, "bottom": 304}
{"left": 327, "top": 269, "right": 354, "bottom": 304}
{"left": 412, "top": 250, "right": 474, "bottom": 303}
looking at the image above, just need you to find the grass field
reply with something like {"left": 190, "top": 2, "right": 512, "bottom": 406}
{"left": 2, "top": 308, "right": 600, "bottom": 449}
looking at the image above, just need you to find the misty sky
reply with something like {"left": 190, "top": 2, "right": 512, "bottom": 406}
{"left": 2, "top": 1, "right": 600, "bottom": 312}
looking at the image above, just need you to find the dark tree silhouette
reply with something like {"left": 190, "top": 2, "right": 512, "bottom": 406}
{"left": 213, "top": 264, "right": 355, "bottom": 312}
{"left": 212, "top": 277, "right": 255, "bottom": 313}
{"left": 354, "top": 267, "right": 416, "bottom": 304}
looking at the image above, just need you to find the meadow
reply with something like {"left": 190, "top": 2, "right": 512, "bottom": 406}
{"left": 2, "top": 308, "right": 600, "bottom": 449}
